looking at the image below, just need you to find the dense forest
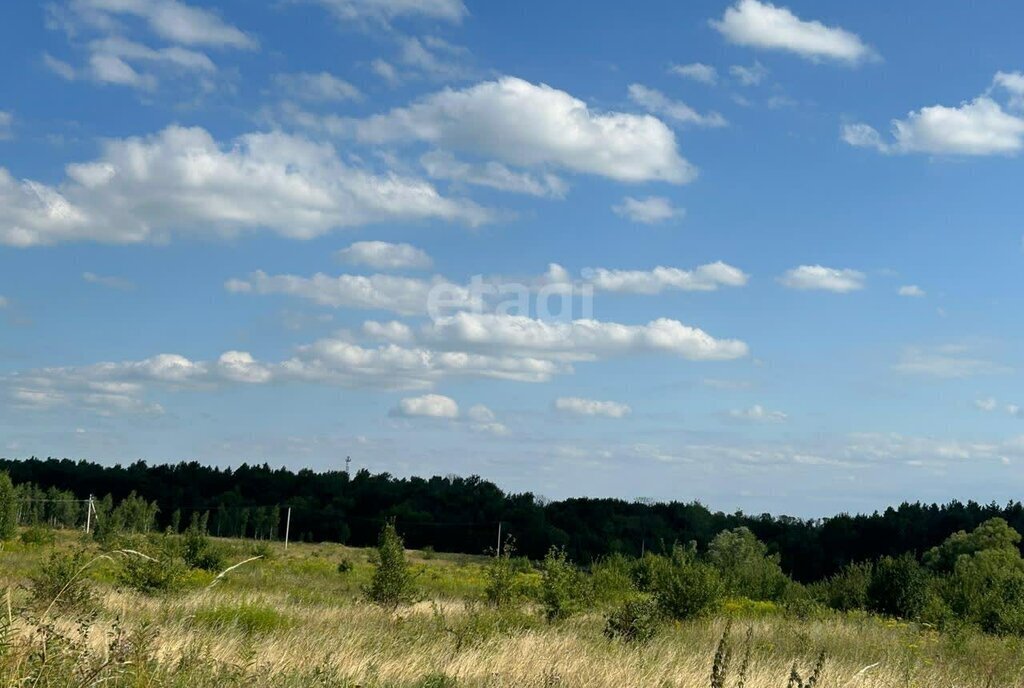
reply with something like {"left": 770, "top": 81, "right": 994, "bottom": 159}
{"left": 3, "top": 455, "right": 1024, "bottom": 582}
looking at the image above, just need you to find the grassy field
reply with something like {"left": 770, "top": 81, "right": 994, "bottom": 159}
{"left": 3, "top": 531, "right": 1024, "bottom": 687}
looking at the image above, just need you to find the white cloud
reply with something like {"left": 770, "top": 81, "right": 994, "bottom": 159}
{"left": 466, "top": 404, "right": 509, "bottom": 435}
{"left": 894, "top": 345, "right": 1005, "bottom": 379}
{"left": 310, "top": 0, "right": 467, "bottom": 25}
{"left": 43, "top": 54, "right": 77, "bottom": 81}
{"left": 391, "top": 393, "right": 459, "bottom": 418}
{"left": 348, "top": 77, "right": 695, "bottom": 184}
{"left": 581, "top": 262, "right": 748, "bottom": 294}
{"left": 779, "top": 265, "right": 865, "bottom": 292}
{"left": 0, "top": 125, "right": 488, "bottom": 246}
{"left": 729, "top": 62, "right": 769, "bottom": 86}
{"left": 994, "top": 71, "right": 1024, "bottom": 110}
{"left": 712, "top": 0, "right": 875, "bottom": 64}
{"left": 0, "top": 112, "right": 12, "bottom": 140}
{"left": 336, "top": 241, "right": 433, "bottom": 270}
{"left": 898, "top": 285, "right": 926, "bottom": 298}
{"left": 422, "top": 312, "right": 749, "bottom": 362}
{"left": 273, "top": 71, "right": 361, "bottom": 102}
{"left": 627, "top": 84, "right": 727, "bottom": 128}
{"left": 555, "top": 396, "right": 631, "bottom": 418}
{"left": 371, "top": 59, "right": 400, "bottom": 85}
{"left": 976, "top": 397, "right": 999, "bottom": 412}
{"left": 1008, "top": 404, "right": 1024, "bottom": 419}
{"left": 612, "top": 196, "right": 684, "bottom": 224}
{"left": 669, "top": 63, "right": 718, "bottom": 85}
{"left": 57, "top": 0, "right": 256, "bottom": 49}
{"left": 362, "top": 320, "right": 414, "bottom": 343}
{"left": 226, "top": 270, "right": 476, "bottom": 315}
{"left": 83, "top": 272, "right": 135, "bottom": 290}
{"left": 395, "top": 35, "right": 472, "bottom": 81}
{"left": 420, "top": 150, "right": 568, "bottom": 198}
{"left": 728, "top": 404, "right": 787, "bottom": 423}
{"left": 843, "top": 81, "right": 1024, "bottom": 156}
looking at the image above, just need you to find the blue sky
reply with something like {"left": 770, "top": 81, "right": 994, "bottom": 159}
{"left": 2, "top": 0, "right": 1024, "bottom": 516}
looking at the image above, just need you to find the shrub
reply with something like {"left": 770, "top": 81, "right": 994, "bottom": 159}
{"left": 485, "top": 539, "right": 517, "bottom": 607}
{"left": 819, "top": 561, "right": 872, "bottom": 612}
{"left": 651, "top": 545, "right": 723, "bottom": 621}
{"left": 337, "top": 558, "right": 354, "bottom": 574}
{"left": 540, "top": 546, "right": 591, "bottom": 622}
{"left": 868, "top": 553, "right": 930, "bottom": 619}
{"left": 708, "top": 527, "right": 789, "bottom": 601}
{"left": 20, "top": 525, "right": 57, "bottom": 546}
{"left": 116, "top": 536, "right": 190, "bottom": 595}
{"left": 27, "top": 548, "right": 96, "bottom": 612}
{"left": 603, "top": 593, "right": 661, "bottom": 643}
{"left": 365, "top": 520, "right": 416, "bottom": 610}
{"left": 183, "top": 515, "right": 226, "bottom": 572}
{"left": 591, "top": 553, "right": 637, "bottom": 607}
{"left": 945, "top": 547, "right": 1024, "bottom": 635}
{"left": 0, "top": 472, "right": 17, "bottom": 541}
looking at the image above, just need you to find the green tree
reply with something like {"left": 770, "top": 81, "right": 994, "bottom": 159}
{"left": 0, "top": 471, "right": 18, "bottom": 540}
{"left": 708, "top": 527, "right": 789, "bottom": 601}
{"left": 868, "top": 554, "right": 930, "bottom": 619}
{"left": 651, "top": 544, "right": 723, "bottom": 621}
{"left": 365, "top": 520, "right": 416, "bottom": 610}
{"left": 924, "top": 517, "right": 1021, "bottom": 573}
{"left": 540, "top": 546, "right": 591, "bottom": 621}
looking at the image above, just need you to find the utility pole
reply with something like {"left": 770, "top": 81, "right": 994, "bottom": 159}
{"left": 284, "top": 507, "right": 291, "bottom": 550}
{"left": 345, "top": 456, "right": 351, "bottom": 475}
{"left": 85, "top": 495, "right": 94, "bottom": 534}
{"left": 496, "top": 521, "right": 502, "bottom": 557}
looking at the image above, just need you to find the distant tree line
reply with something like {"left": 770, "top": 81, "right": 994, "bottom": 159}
{"left": 5, "top": 455, "right": 1024, "bottom": 582}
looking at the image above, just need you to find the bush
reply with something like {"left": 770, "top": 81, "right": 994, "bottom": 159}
{"left": 708, "top": 527, "right": 789, "bottom": 601}
{"left": 116, "top": 535, "right": 190, "bottom": 594}
{"left": 0, "top": 471, "right": 17, "bottom": 541}
{"left": 591, "top": 553, "right": 637, "bottom": 607}
{"left": 20, "top": 525, "right": 57, "bottom": 546}
{"left": 28, "top": 548, "right": 96, "bottom": 612}
{"left": 365, "top": 521, "right": 416, "bottom": 610}
{"left": 485, "top": 539, "right": 517, "bottom": 607}
{"left": 868, "top": 553, "right": 930, "bottom": 619}
{"left": 819, "top": 561, "right": 872, "bottom": 612}
{"left": 337, "top": 558, "right": 354, "bottom": 574}
{"left": 651, "top": 545, "right": 723, "bottom": 621}
{"left": 540, "top": 547, "right": 591, "bottom": 622}
{"left": 603, "top": 594, "right": 661, "bottom": 643}
{"left": 183, "top": 515, "right": 226, "bottom": 572}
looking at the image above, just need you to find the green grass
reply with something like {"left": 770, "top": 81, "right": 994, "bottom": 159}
{"left": 4, "top": 529, "right": 1024, "bottom": 687}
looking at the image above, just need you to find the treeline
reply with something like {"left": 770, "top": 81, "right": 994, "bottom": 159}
{"left": 4, "top": 455, "right": 1024, "bottom": 582}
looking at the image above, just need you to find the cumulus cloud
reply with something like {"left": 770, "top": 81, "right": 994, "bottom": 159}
{"left": 420, "top": 150, "right": 568, "bottom": 198}
{"left": 225, "top": 270, "right": 477, "bottom": 315}
{"left": 336, "top": 241, "right": 433, "bottom": 270}
{"left": 730, "top": 62, "right": 769, "bottom": 86}
{"left": 310, "top": 0, "right": 467, "bottom": 25}
{"left": 779, "top": 265, "right": 865, "bottom": 292}
{"left": 347, "top": 77, "right": 695, "bottom": 184}
{"left": 466, "top": 404, "right": 509, "bottom": 435}
{"left": 391, "top": 393, "right": 459, "bottom": 418}
{"left": 82, "top": 272, "right": 135, "bottom": 291}
{"left": 728, "top": 404, "right": 787, "bottom": 423}
{"left": 669, "top": 63, "right": 718, "bottom": 85}
{"left": 894, "top": 345, "right": 1005, "bottom": 379}
{"left": 898, "top": 285, "right": 926, "bottom": 298}
{"left": 612, "top": 196, "right": 684, "bottom": 224}
{"left": 712, "top": 0, "right": 875, "bottom": 64}
{"left": 580, "top": 262, "right": 748, "bottom": 294}
{"left": 555, "top": 396, "right": 632, "bottom": 418}
{"left": 422, "top": 312, "right": 749, "bottom": 362}
{"left": 627, "top": 84, "right": 727, "bottom": 128}
{"left": 844, "top": 75, "right": 1024, "bottom": 156}
{"left": 975, "top": 397, "right": 998, "bottom": 412}
{"left": 362, "top": 320, "right": 414, "bottom": 343}
{"left": 0, "top": 125, "right": 488, "bottom": 246}
{"left": 273, "top": 71, "right": 361, "bottom": 102}
{"left": 46, "top": 0, "right": 254, "bottom": 91}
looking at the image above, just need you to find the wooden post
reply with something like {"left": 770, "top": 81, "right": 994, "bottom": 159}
{"left": 284, "top": 507, "right": 292, "bottom": 550}
{"left": 85, "top": 495, "right": 93, "bottom": 534}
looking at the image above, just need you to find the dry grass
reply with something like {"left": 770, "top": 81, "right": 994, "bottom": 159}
{"left": 3, "top": 534, "right": 1024, "bottom": 687}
